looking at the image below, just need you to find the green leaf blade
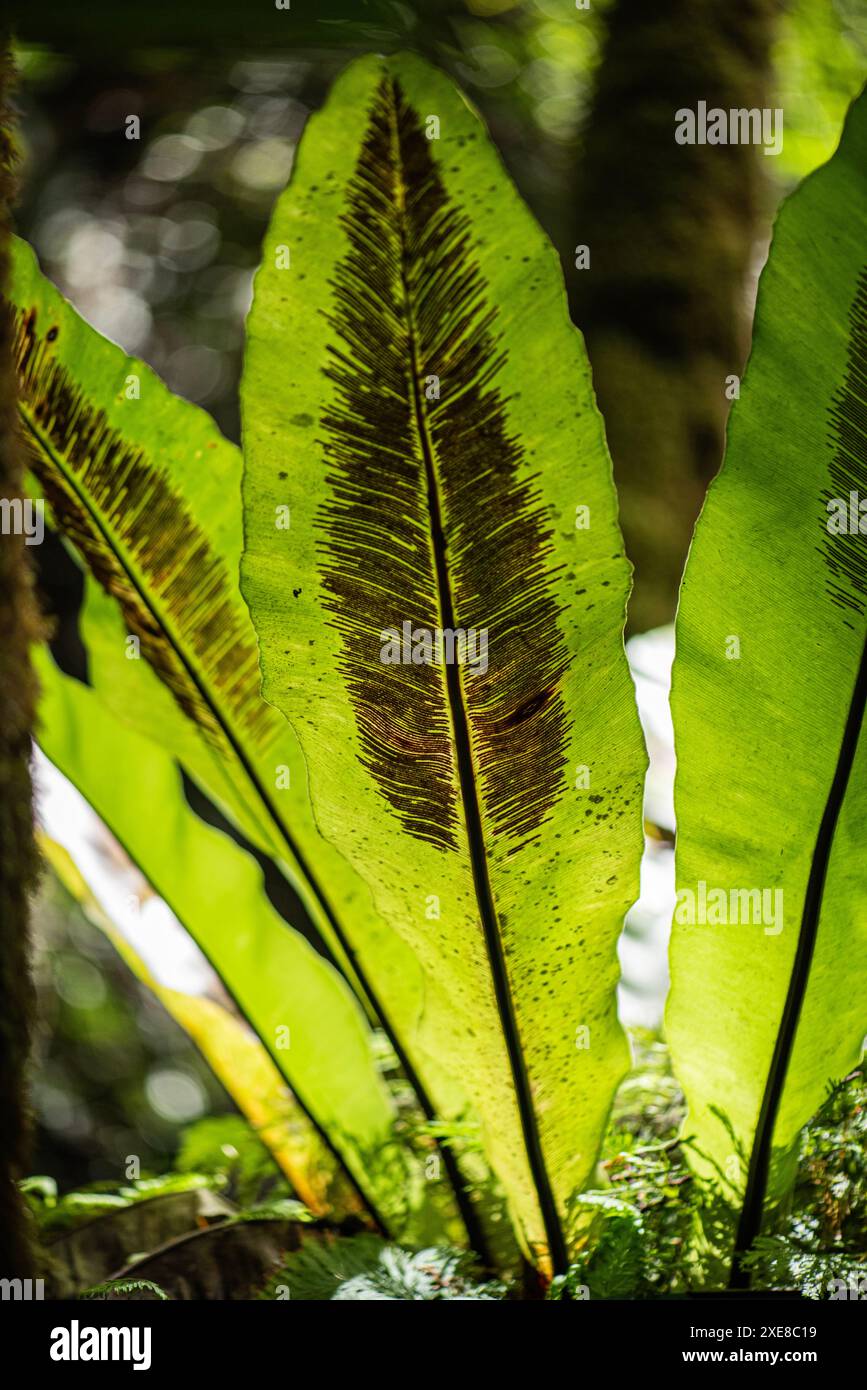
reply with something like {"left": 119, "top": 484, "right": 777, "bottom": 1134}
{"left": 10, "top": 230, "right": 486, "bottom": 1254}
{"left": 11, "top": 237, "right": 273, "bottom": 757}
{"left": 667, "top": 85, "right": 867, "bottom": 1272}
{"left": 241, "top": 52, "right": 646, "bottom": 1268}
{"left": 34, "top": 649, "right": 449, "bottom": 1247}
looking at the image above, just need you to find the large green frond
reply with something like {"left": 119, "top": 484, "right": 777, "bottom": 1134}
{"left": 667, "top": 84, "right": 867, "bottom": 1280}
{"left": 241, "top": 52, "right": 646, "bottom": 1269}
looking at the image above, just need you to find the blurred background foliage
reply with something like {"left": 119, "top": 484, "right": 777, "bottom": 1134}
{"left": 10, "top": 0, "right": 867, "bottom": 630}
{"left": 7, "top": 0, "right": 867, "bottom": 1201}
{"left": 31, "top": 871, "right": 236, "bottom": 1188}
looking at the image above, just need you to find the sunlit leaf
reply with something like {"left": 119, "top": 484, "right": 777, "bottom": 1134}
{"left": 241, "top": 52, "right": 646, "bottom": 1269}
{"left": 668, "top": 84, "right": 867, "bottom": 1279}
{"left": 35, "top": 649, "right": 443, "bottom": 1245}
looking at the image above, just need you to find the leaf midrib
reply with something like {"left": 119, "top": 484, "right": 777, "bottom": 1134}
{"left": 386, "top": 84, "right": 569, "bottom": 1274}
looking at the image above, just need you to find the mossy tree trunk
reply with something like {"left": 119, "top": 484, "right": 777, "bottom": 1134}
{"left": 0, "top": 40, "right": 40, "bottom": 1279}
{"left": 571, "top": 0, "right": 783, "bottom": 633}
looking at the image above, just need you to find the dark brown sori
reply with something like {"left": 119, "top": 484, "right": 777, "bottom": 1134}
{"left": 12, "top": 305, "right": 275, "bottom": 752}
{"left": 822, "top": 267, "right": 867, "bottom": 624}
{"left": 317, "top": 76, "right": 572, "bottom": 856}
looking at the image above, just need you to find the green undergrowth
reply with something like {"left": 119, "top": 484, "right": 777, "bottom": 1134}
{"left": 21, "top": 1038, "right": 865, "bottom": 1300}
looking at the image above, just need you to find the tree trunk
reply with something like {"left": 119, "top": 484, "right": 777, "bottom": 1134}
{"left": 572, "top": 0, "right": 783, "bottom": 633}
{"left": 0, "top": 39, "right": 40, "bottom": 1279}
